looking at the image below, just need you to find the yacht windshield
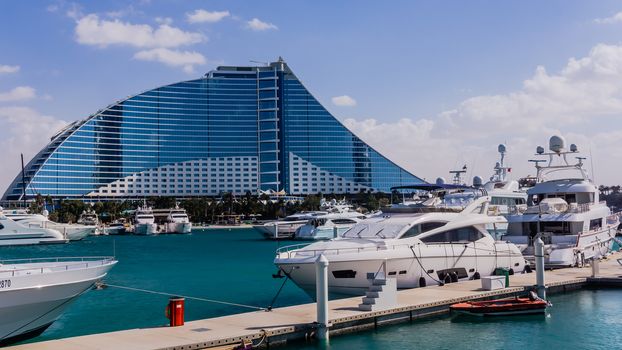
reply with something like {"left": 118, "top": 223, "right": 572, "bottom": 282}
{"left": 341, "top": 222, "right": 406, "bottom": 239}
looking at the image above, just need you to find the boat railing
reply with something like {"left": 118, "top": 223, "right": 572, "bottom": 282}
{"left": 0, "top": 256, "right": 115, "bottom": 277}
{"left": 276, "top": 242, "right": 413, "bottom": 259}
{"left": 521, "top": 201, "right": 605, "bottom": 215}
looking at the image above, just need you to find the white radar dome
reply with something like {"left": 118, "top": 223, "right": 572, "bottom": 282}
{"left": 498, "top": 144, "right": 506, "bottom": 154}
{"left": 473, "top": 176, "right": 483, "bottom": 187}
{"left": 435, "top": 177, "right": 446, "bottom": 185}
{"left": 549, "top": 135, "right": 566, "bottom": 153}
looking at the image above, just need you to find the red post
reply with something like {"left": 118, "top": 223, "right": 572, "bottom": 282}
{"left": 166, "top": 297, "right": 185, "bottom": 326}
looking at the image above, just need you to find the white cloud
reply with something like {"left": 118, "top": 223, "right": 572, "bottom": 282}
{"left": 75, "top": 14, "right": 204, "bottom": 48}
{"left": 133, "top": 48, "right": 206, "bottom": 73}
{"left": 332, "top": 95, "right": 357, "bottom": 107}
{"left": 0, "top": 107, "right": 68, "bottom": 194}
{"left": 246, "top": 18, "right": 278, "bottom": 31}
{"left": 341, "top": 43, "right": 622, "bottom": 185}
{"left": 0, "top": 65, "right": 20, "bottom": 74}
{"left": 187, "top": 9, "right": 230, "bottom": 24}
{"left": 0, "top": 86, "right": 36, "bottom": 102}
{"left": 594, "top": 11, "right": 622, "bottom": 24}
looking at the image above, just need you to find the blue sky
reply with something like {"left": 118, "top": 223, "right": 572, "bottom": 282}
{"left": 2, "top": 1, "right": 622, "bottom": 192}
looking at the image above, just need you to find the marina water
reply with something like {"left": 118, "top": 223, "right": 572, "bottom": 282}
{"left": 2, "top": 228, "right": 621, "bottom": 348}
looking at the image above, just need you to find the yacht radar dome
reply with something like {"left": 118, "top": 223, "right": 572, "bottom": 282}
{"left": 435, "top": 177, "right": 446, "bottom": 185}
{"left": 549, "top": 135, "right": 566, "bottom": 154}
{"left": 536, "top": 146, "right": 545, "bottom": 154}
{"left": 570, "top": 143, "right": 578, "bottom": 152}
{"left": 473, "top": 176, "right": 483, "bottom": 187}
{"left": 498, "top": 144, "right": 506, "bottom": 154}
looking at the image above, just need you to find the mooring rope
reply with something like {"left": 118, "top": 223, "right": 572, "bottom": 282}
{"left": 100, "top": 283, "right": 268, "bottom": 311}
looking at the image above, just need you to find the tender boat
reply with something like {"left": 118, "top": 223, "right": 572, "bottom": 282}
{"left": 0, "top": 257, "right": 117, "bottom": 345}
{"left": 132, "top": 207, "right": 158, "bottom": 235}
{"left": 163, "top": 208, "right": 192, "bottom": 234}
{"left": 0, "top": 210, "right": 67, "bottom": 246}
{"left": 503, "top": 136, "right": 619, "bottom": 267}
{"left": 275, "top": 196, "right": 527, "bottom": 296}
{"left": 450, "top": 292, "right": 550, "bottom": 316}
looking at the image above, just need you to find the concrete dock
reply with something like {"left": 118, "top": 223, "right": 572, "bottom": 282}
{"left": 9, "top": 252, "right": 622, "bottom": 350}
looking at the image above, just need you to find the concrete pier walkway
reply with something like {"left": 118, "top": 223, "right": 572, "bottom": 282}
{"left": 9, "top": 252, "right": 622, "bottom": 350}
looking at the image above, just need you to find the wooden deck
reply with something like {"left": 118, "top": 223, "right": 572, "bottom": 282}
{"left": 9, "top": 252, "right": 622, "bottom": 350}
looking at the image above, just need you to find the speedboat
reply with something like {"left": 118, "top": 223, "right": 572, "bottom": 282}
{"left": 132, "top": 207, "right": 158, "bottom": 235}
{"left": 103, "top": 220, "right": 128, "bottom": 235}
{"left": 254, "top": 211, "right": 327, "bottom": 239}
{"left": 2, "top": 209, "right": 94, "bottom": 241}
{"left": 275, "top": 196, "right": 526, "bottom": 296}
{"left": 0, "top": 257, "right": 116, "bottom": 346}
{"left": 503, "top": 136, "right": 619, "bottom": 267}
{"left": 294, "top": 210, "right": 368, "bottom": 240}
{"left": 0, "top": 211, "right": 67, "bottom": 246}
{"left": 163, "top": 208, "right": 192, "bottom": 234}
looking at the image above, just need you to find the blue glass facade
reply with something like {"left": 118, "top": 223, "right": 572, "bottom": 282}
{"left": 3, "top": 59, "right": 423, "bottom": 200}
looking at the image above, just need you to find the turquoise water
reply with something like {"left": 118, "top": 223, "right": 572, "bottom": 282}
{"left": 294, "top": 289, "right": 622, "bottom": 350}
{"left": 0, "top": 229, "right": 312, "bottom": 341}
{"left": 3, "top": 229, "right": 622, "bottom": 349}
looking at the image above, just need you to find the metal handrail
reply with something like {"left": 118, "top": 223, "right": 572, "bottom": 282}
{"left": 0, "top": 256, "right": 114, "bottom": 264}
{"left": 276, "top": 242, "right": 414, "bottom": 259}
{"left": 0, "top": 257, "right": 115, "bottom": 277}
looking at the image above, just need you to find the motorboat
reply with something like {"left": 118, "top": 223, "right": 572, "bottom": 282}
{"left": 1, "top": 208, "right": 94, "bottom": 241}
{"left": 102, "top": 220, "right": 128, "bottom": 235}
{"left": 0, "top": 210, "right": 67, "bottom": 246}
{"left": 163, "top": 208, "right": 192, "bottom": 234}
{"left": 253, "top": 211, "right": 327, "bottom": 239}
{"left": 0, "top": 256, "right": 116, "bottom": 346}
{"left": 78, "top": 210, "right": 101, "bottom": 235}
{"left": 294, "top": 209, "right": 368, "bottom": 240}
{"left": 503, "top": 136, "right": 619, "bottom": 267}
{"left": 132, "top": 207, "right": 158, "bottom": 235}
{"left": 275, "top": 196, "right": 526, "bottom": 296}
{"left": 450, "top": 292, "right": 549, "bottom": 316}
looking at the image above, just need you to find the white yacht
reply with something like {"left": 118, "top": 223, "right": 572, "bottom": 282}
{"left": 294, "top": 209, "right": 368, "bottom": 240}
{"left": 0, "top": 257, "right": 116, "bottom": 346}
{"left": 102, "top": 219, "right": 128, "bottom": 235}
{"left": 164, "top": 208, "right": 192, "bottom": 234}
{"left": 2, "top": 208, "right": 94, "bottom": 241}
{"left": 132, "top": 207, "right": 158, "bottom": 235}
{"left": 254, "top": 211, "right": 327, "bottom": 239}
{"left": 503, "top": 136, "right": 619, "bottom": 267}
{"left": 78, "top": 210, "right": 101, "bottom": 235}
{"left": 275, "top": 196, "right": 526, "bottom": 296}
{"left": 0, "top": 210, "right": 67, "bottom": 246}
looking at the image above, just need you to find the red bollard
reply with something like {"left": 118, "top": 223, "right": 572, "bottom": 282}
{"left": 165, "top": 297, "right": 185, "bottom": 326}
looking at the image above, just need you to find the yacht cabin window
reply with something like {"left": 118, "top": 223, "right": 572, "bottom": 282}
{"left": 399, "top": 221, "right": 447, "bottom": 239}
{"left": 331, "top": 219, "right": 357, "bottom": 225}
{"left": 420, "top": 226, "right": 484, "bottom": 244}
{"left": 589, "top": 218, "right": 602, "bottom": 231}
{"left": 491, "top": 197, "right": 526, "bottom": 206}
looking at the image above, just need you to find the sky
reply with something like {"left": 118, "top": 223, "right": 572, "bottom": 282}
{"left": 2, "top": 0, "right": 622, "bottom": 194}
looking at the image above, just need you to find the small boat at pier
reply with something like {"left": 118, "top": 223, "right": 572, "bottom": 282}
{"left": 450, "top": 292, "right": 550, "bottom": 316}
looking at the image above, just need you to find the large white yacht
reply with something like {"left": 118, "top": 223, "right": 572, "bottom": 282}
{"left": 0, "top": 210, "right": 66, "bottom": 246}
{"left": 0, "top": 257, "right": 116, "bottom": 345}
{"left": 2, "top": 208, "right": 94, "bottom": 241}
{"left": 254, "top": 211, "right": 328, "bottom": 239}
{"left": 503, "top": 136, "right": 619, "bottom": 267}
{"left": 275, "top": 196, "right": 526, "bottom": 296}
{"left": 163, "top": 207, "right": 192, "bottom": 234}
{"left": 132, "top": 207, "right": 158, "bottom": 235}
{"left": 294, "top": 212, "right": 368, "bottom": 240}
{"left": 77, "top": 209, "right": 101, "bottom": 235}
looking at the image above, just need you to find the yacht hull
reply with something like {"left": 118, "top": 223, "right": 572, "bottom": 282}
{"left": 133, "top": 223, "right": 158, "bottom": 235}
{"left": 0, "top": 260, "right": 116, "bottom": 345}
{"left": 276, "top": 242, "right": 525, "bottom": 296}
{"left": 253, "top": 224, "right": 299, "bottom": 239}
{"left": 164, "top": 222, "right": 192, "bottom": 234}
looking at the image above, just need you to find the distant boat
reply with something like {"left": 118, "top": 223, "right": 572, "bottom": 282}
{"left": 2, "top": 208, "right": 93, "bottom": 241}
{"left": 102, "top": 220, "right": 128, "bottom": 235}
{"left": 0, "top": 210, "right": 67, "bottom": 246}
{"left": 0, "top": 257, "right": 117, "bottom": 345}
{"left": 163, "top": 207, "right": 192, "bottom": 234}
{"left": 254, "top": 211, "right": 327, "bottom": 239}
{"left": 132, "top": 207, "right": 158, "bottom": 235}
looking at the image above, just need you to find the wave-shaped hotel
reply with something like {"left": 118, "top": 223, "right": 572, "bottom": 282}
{"left": 3, "top": 58, "right": 422, "bottom": 200}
